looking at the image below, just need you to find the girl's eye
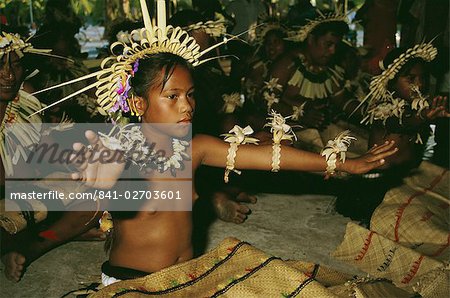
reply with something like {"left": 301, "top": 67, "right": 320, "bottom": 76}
{"left": 167, "top": 94, "right": 178, "bottom": 100}
{"left": 187, "top": 92, "right": 194, "bottom": 99}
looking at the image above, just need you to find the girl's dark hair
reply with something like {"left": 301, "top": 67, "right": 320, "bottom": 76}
{"left": 130, "top": 52, "right": 194, "bottom": 99}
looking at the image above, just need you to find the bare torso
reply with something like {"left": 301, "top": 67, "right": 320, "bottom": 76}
{"left": 107, "top": 140, "right": 202, "bottom": 273}
{"left": 109, "top": 211, "right": 193, "bottom": 273}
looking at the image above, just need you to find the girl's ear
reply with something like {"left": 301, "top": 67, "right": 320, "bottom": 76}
{"left": 131, "top": 96, "right": 147, "bottom": 116}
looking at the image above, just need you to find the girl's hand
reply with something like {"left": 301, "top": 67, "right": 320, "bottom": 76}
{"left": 423, "top": 96, "right": 450, "bottom": 120}
{"left": 338, "top": 141, "right": 398, "bottom": 175}
{"left": 70, "top": 130, "right": 125, "bottom": 189}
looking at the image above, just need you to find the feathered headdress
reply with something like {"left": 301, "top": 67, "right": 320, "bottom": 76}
{"left": 30, "top": 0, "right": 244, "bottom": 119}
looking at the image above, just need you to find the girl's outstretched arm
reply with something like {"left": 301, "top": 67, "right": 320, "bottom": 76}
{"left": 193, "top": 134, "right": 397, "bottom": 175}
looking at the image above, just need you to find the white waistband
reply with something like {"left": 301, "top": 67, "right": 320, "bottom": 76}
{"left": 101, "top": 272, "right": 121, "bottom": 286}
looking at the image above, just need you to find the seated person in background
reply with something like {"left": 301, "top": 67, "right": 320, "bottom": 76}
{"left": 335, "top": 42, "right": 449, "bottom": 224}
{"left": 266, "top": 10, "right": 353, "bottom": 153}
{"left": 243, "top": 23, "right": 291, "bottom": 132}
{"left": 0, "top": 28, "right": 102, "bottom": 282}
{"left": 363, "top": 44, "right": 449, "bottom": 172}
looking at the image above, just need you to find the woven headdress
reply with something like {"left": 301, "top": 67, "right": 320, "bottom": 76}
{"left": 354, "top": 41, "right": 438, "bottom": 113}
{"left": 183, "top": 12, "right": 230, "bottom": 38}
{"left": 31, "top": 0, "right": 243, "bottom": 119}
{"left": 285, "top": 6, "right": 349, "bottom": 43}
{"left": 0, "top": 32, "right": 50, "bottom": 59}
{"left": 0, "top": 31, "right": 71, "bottom": 61}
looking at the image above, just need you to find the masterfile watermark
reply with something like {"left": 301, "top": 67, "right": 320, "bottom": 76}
{"left": 4, "top": 123, "right": 193, "bottom": 211}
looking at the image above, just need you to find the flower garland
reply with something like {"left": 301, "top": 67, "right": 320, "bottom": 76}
{"left": 361, "top": 84, "right": 430, "bottom": 144}
{"left": 361, "top": 91, "right": 407, "bottom": 126}
{"left": 98, "top": 124, "right": 190, "bottom": 177}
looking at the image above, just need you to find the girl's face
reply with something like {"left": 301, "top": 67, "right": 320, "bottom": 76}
{"left": 394, "top": 63, "right": 425, "bottom": 100}
{"left": 141, "top": 65, "right": 195, "bottom": 138}
{"left": 264, "top": 32, "right": 285, "bottom": 61}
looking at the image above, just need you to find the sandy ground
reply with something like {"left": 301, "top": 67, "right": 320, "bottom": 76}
{"left": 0, "top": 194, "right": 362, "bottom": 298}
